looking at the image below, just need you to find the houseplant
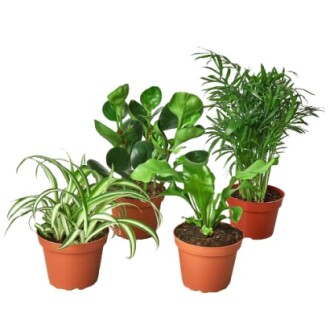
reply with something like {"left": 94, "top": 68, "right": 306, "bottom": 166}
{"left": 7, "top": 154, "right": 159, "bottom": 290}
{"left": 195, "top": 49, "right": 321, "bottom": 239}
{"left": 89, "top": 84, "right": 204, "bottom": 238}
{"left": 131, "top": 151, "right": 273, "bottom": 292}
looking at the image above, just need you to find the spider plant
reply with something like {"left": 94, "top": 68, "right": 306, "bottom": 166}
{"left": 195, "top": 50, "right": 321, "bottom": 202}
{"left": 131, "top": 150, "right": 274, "bottom": 235}
{"left": 7, "top": 154, "right": 159, "bottom": 257}
{"left": 89, "top": 84, "right": 204, "bottom": 192}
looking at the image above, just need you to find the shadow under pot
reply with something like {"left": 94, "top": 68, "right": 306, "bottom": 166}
{"left": 38, "top": 232, "right": 108, "bottom": 290}
{"left": 112, "top": 195, "right": 164, "bottom": 240}
{"left": 174, "top": 222, "right": 243, "bottom": 293}
{"left": 227, "top": 185, "right": 285, "bottom": 240}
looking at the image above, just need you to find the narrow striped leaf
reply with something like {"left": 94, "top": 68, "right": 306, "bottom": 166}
{"left": 60, "top": 229, "right": 81, "bottom": 249}
{"left": 119, "top": 224, "right": 136, "bottom": 258}
{"left": 118, "top": 218, "right": 159, "bottom": 248}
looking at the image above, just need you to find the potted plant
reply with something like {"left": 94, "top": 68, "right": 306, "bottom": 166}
{"left": 195, "top": 50, "right": 321, "bottom": 239}
{"left": 7, "top": 154, "right": 159, "bottom": 290}
{"left": 131, "top": 151, "right": 273, "bottom": 292}
{"left": 88, "top": 84, "right": 204, "bottom": 238}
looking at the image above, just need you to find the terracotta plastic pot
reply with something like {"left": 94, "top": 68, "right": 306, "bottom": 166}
{"left": 174, "top": 227, "right": 242, "bottom": 293}
{"left": 38, "top": 233, "right": 108, "bottom": 290}
{"left": 112, "top": 196, "right": 164, "bottom": 239}
{"left": 228, "top": 185, "right": 285, "bottom": 240}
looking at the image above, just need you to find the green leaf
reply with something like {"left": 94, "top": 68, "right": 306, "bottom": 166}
{"left": 61, "top": 229, "right": 81, "bottom": 249}
{"left": 122, "top": 119, "right": 143, "bottom": 154}
{"left": 107, "top": 84, "right": 129, "bottom": 105}
{"left": 230, "top": 206, "right": 243, "bottom": 223}
{"left": 159, "top": 104, "right": 178, "bottom": 130}
{"left": 94, "top": 120, "right": 121, "bottom": 146}
{"left": 171, "top": 125, "right": 205, "bottom": 149}
{"left": 176, "top": 150, "right": 209, "bottom": 166}
{"left": 131, "top": 159, "right": 180, "bottom": 183}
{"left": 118, "top": 223, "right": 136, "bottom": 258}
{"left": 168, "top": 92, "right": 203, "bottom": 128}
{"left": 87, "top": 159, "right": 110, "bottom": 177}
{"left": 140, "top": 86, "right": 162, "bottom": 114}
{"left": 130, "top": 141, "right": 154, "bottom": 169}
{"left": 106, "top": 147, "right": 132, "bottom": 178}
{"left": 235, "top": 158, "right": 278, "bottom": 180}
{"left": 128, "top": 100, "right": 148, "bottom": 128}
{"left": 201, "top": 225, "right": 213, "bottom": 235}
{"left": 102, "top": 101, "right": 117, "bottom": 121}
{"left": 118, "top": 218, "right": 159, "bottom": 246}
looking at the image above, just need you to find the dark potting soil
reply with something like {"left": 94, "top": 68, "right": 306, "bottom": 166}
{"left": 174, "top": 222, "right": 243, "bottom": 247}
{"left": 136, "top": 181, "right": 165, "bottom": 198}
{"left": 232, "top": 186, "right": 281, "bottom": 202}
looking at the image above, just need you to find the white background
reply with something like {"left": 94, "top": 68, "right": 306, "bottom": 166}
{"left": 0, "top": 1, "right": 329, "bottom": 329}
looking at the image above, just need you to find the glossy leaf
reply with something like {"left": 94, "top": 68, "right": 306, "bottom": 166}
{"left": 106, "top": 147, "right": 132, "bottom": 177}
{"left": 140, "top": 86, "right": 162, "bottom": 114}
{"left": 107, "top": 84, "right": 129, "bottom": 105}
{"left": 159, "top": 104, "right": 178, "bottom": 130}
{"left": 168, "top": 92, "right": 203, "bottom": 128}
{"left": 131, "top": 159, "right": 180, "bottom": 183}
{"left": 130, "top": 141, "right": 154, "bottom": 169}
{"left": 128, "top": 100, "right": 148, "bottom": 127}
{"left": 102, "top": 101, "right": 117, "bottom": 121}
{"left": 176, "top": 150, "right": 209, "bottom": 166}
{"left": 87, "top": 159, "right": 110, "bottom": 178}
{"left": 94, "top": 120, "right": 121, "bottom": 146}
{"left": 122, "top": 119, "right": 143, "bottom": 154}
{"left": 171, "top": 125, "right": 205, "bottom": 149}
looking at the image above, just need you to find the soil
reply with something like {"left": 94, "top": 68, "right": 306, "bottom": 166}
{"left": 232, "top": 186, "right": 281, "bottom": 202}
{"left": 174, "top": 222, "right": 243, "bottom": 247}
{"left": 135, "top": 181, "right": 165, "bottom": 198}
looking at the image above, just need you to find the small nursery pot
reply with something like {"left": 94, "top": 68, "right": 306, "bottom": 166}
{"left": 228, "top": 185, "right": 285, "bottom": 240}
{"left": 174, "top": 226, "right": 242, "bottom": 293}
{"left": 38, "top": 233, "right": 108, "bottom": 290}
{"left": 112, "top": 195, "right": 164, "bottom": 240}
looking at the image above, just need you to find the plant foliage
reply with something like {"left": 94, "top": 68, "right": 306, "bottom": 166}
{"left": 7, "top": 154, "right": 159, "bottom": 257}
{"left": 89, "top": 84, "right": 204, "bottom": 187}
{"left": 195, "top": 50, "right": 321, "bottom": 202}
{"left": 132, "top": 150, "right": 274, "bottom": 236}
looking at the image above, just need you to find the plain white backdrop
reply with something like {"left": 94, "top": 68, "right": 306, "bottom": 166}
{"left": 0, "top": 1, "right": 329, "bottom": 329}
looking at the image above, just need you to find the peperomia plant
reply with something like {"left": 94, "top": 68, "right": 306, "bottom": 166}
{"left": 88, "top": 84, "right": 204, "bottom": 192}
{"left": 131, "top": 151, "right": 274, "bottom": 235}
{"left": 7, "top": 154, "right": 159, "bottom": 257}
{"left": 195, "top": 50, "right": 321, "bottom": 202}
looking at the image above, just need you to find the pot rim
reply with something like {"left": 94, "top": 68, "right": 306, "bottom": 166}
{"left": 173, "top": 222, "right": 243, "bottom": 253}
{"left": 228, "top": 184, "right": 285, "bottom": 205}
{"left": 38, "top": 230, "right": 108, "bottom": 254}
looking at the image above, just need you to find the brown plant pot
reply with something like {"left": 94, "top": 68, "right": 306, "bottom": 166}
{"left": 38, "top": 233, "right": 108, "bottom": 290}
{"left": 228, "top": 185, "right": 285, "bottom": 240}
{"left": 112, "top": 196, "right": 164, "bottom": 240}
{"left": 174, "top": 225, "right": 242, "bottom": 293}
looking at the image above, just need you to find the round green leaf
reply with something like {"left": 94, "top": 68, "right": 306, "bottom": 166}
{"left": 87, "top": 159, "right": 110, "bottom": 177}
{"left": 106, "top": 147, "right": 132, "bottom": 178}
{"left": 140, "top": 86, "right": 162, "bottom": 114}
{"left": 168, "top": 92, "right": 203, "bottom": 128}
{"left": 107, "top": 84, "right": 129, "bottom": 105}
{"left": 128, "top": 100, "right": 148, "bottom": 128}
{"left": 130, "top": 141, "right": 154, "bottom": 169}
{"left": 177, "top": 150, "right": 209, "bottom": 166}
{"left": 102, "top": 101, "right": 117, "bottom": 121}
